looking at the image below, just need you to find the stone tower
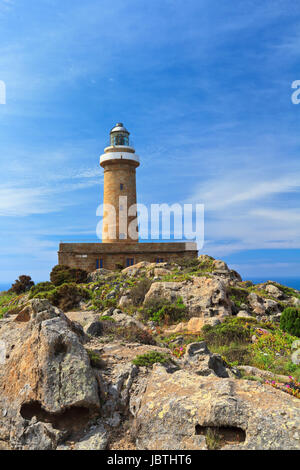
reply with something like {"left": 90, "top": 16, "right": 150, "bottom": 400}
{"left": 100, "top": 123, "right": 140, "bottom": 243}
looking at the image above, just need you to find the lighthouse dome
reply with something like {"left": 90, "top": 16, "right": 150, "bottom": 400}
{"left": 110, "top": 122, "right": 130, "bottom": 146}
{"left": 110, "top": 123, "right": 130, "bottom": 134}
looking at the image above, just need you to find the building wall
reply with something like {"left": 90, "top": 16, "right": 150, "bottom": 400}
{"left": 58, "top": 242, "right": 198, "bottom": 272}
{"left": 102, "top": 161, "right": 138, "bottom": 243}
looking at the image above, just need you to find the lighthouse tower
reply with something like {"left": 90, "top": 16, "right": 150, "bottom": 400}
{"left": 100, "top": 123, "right": 140, "bottom": 243}
{"left": 58, "top": 123, "right": 198, "bottom": 271}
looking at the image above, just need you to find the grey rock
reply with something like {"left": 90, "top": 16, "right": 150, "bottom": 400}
{"left": 0, "top": 301, "right": 100, "bottom": 450}
{"left": 291, "top": 349, "right": 300, "bottom": 365}
{"left": 184, "top": 342, "right": 229, "bottom": 378}
{"left": 74, "top": 423, "right": 108, "bottom": 450}
{"left": 185, "top": 342, "right": 210, "bottom": 358}
{"left": 84, "top": 321, "right": 103, "bottom": 337}
{"left": 237, "top": 311, "right": 255, "bottom": 319}
{"left": 144, "top": 277, "right": 232, "bottom": 318}
{"left": 134, "top": 366, "right": 300, "bottom": 450}
{"left": 292, "top": 340, "right": 300, "bottom": 350}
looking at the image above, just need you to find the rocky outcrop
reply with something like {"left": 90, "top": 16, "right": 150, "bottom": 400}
{"left": 133, "top": 365, "right": 300, "bottom": 450}
{"left": 121, "top": 261, "right": 152, "bottom": 277}
{"left": 87, "top": 269, "right": 112, "bottom": 283}
{"left": 144, "top": 277, "right": 232, "bottom": 318}
{"left": 0, "top": 300, "right": 100, "bottom": 450}
{"left": 183, "top": 342, "right": 237, "bottom": 378}
{"left": 211, "top": 259, "right": 242, "bottom": 284}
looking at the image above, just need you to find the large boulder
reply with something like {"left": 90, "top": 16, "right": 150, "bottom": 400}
{"left": 265, "top": 284, "right": 284, "bottom": 299}
{"left": 87, "top": 269, "right": 112, "bottom": 283}
{"left": 133, "top": 365, "right": 300, "bottom": 450}
{"left": 144, "top": 277, "right": 232, "bottom": 318}
{"left": 0, "top": 299, "right": 100, "bottom": 450}
{"left": 247, "top": 292, "right": 266, "bottom": 315}
{"left": 122, "top": 262, "right": 152, "bottom": 277}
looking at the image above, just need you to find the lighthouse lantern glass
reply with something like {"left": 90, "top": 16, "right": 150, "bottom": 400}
{"left": 111, "top": 132, "right": 129, "bottom": 146}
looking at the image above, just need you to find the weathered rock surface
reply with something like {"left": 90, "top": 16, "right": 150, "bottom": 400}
{"left": 133, "top": 365, "right": 300, "bottom": 450}
{"left": 122, "top": 261, "right": 152, "bottom": 277}
{"left": 144, "top": 277, "right": 232, "bottom": 318}
{"left": 165, "top": 316, "right": 222, "bottom": 335}
{"left": 87, "top": 269, "right": 112, "bottom": 282}
{"left": 183, "top": 342, "right": 231, "bottom": 378}
{"left": 73, "top": 423, "right": 108, "bottom": 450}
{"left": 0, "top": 299, "right": 100, "bottom": 450}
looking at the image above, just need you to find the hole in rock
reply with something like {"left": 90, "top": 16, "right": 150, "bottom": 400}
{"left": 195, "top": 425, "right": 246, "bottom": 449}
{"left": 20, "top": 401, "right": 91, "bottom": 431}
{"left": 53, "top": 340, "right": 68, "bottom": 356}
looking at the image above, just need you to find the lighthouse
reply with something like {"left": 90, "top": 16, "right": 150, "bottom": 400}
{"left": 58, "top": 123, "right": 198, "bottom": 271}
{"left": 100, "top": 123, "right": 139, "bottom": 243}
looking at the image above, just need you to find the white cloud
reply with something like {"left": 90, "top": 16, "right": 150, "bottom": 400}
{"left": 187, "top": 151, "right": 300, "bottom": 256}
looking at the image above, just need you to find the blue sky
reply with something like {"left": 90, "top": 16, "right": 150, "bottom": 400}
{"left": 0, "top": 0, "right": 300, "bottom": 284}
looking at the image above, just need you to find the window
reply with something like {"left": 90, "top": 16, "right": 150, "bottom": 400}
{"left": 156, "top": 258, "right": 164, "bottom": 263}
{"left": 126, "top": 258, "right": 134, "bottom": 267}
{"left": 120, "top": 183, "right": 124, "bottom": 190}
{"left": 119, "top": 233, "right": 126, "bottom": 240}
{"left": 113, "top": 135, "right": 129, "bottom": 146}
{"left": 96, "top": 259, "right": 104, "bottom": 269}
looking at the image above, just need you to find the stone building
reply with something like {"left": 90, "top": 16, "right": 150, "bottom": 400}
{"left": 58, "top": 123, "right": 198, "bottom": 271}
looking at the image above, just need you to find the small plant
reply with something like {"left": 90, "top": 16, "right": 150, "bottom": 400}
{"left": 227, "top": 286, "right": 249, "bottom": 308}
{"left": 132, "top": 351, "right": 173, "bottom": 368}
{"left": 115, "top": 263, "right": 124, "bottom": 271}
{"left": 280, "top": 307, "right": 300, "bottom": 337}
{"left": 265, "top": 376, "right": 300, "bottom": 399}
{"left": 0, "top": 291, "right": 18, "bottom": 318}
{"left": 99, "top": 315, "right": 116, "bottom": 322}
{"left": 87, "top": 349, "right": 105, "bottom": 369}
{"left": 142, "top": 296, "right": 187, "bottom": 325}
{"left": 172, "top": 346, "right": 186, "bottom": 358}
{"left": 205, "top": 428, "right": 222, "bottom": 450}
{"left": 177, "top": 257, "right": 200, "bottom": 272}
{"left": 10, "top": 275, "right": 34, "bottom": 295}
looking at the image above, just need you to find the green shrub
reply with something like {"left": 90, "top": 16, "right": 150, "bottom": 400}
{"left": 92, "top": 297, "right": 117, "bottom": 311}
{"left": 10, "top": 275, "right": 34, "bottom": 294}
{"left": 99, "top": 315, "right": 116, "bottom": 322}
{"left": 251, "top": 328, "right": 298, "bottom": 374}
{"left": 280, "top": 307, "right": 300, "bottom": 337}
{"left": 227, "top": 286, "right": 249, "bottom": 308}
{"left": 132, "top": 351, "right": 173, "bottom": 368}
{"left": 0, "top": 291, "right": 20, "bottom": 318}
{"left": 202, "top": 319, "right": 251, "bottom": 347}
{"left": 130, "top": 279, "right": 152, "bottom": 306}
{"left": 35, "top": 283, "right": 91, "bottom": 312}
{"left": 275, "top": 284, "right": 300, "bottom": 300}
{"left": 142, "top": 296, "right": 187, "bottom": 325}
{"left": 115, "top": 263, "right": 124, "bottom": 271}
{"left": 97, "top": 322, "right": 155, "bottom": 345}
{"left": 117, "top": 325, "right": 156, "bottom": 345}
{"left": 50, "top": 265, "right": 88, "bottom": 286}
{"left": 29, "top": 282, "right": 55, "bottom": 299}
{"left": 177, "top": 257, "right": 200, "bottom": 271}
{"left": 216, "top": 345, "right": 252, "bottom": 365}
